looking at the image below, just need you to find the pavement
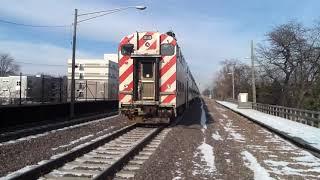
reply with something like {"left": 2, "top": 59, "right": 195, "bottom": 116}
{"left": 135, "top": 98, "right": 320, "bottom": 179}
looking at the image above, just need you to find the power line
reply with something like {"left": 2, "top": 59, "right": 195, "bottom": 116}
{"left": 77, "top": 9, "right": 124, "bottom": 23}
{"left": 16, "top": 61, "right": 66, "bottom": 67}
{"left": 0, "top": 19, "right": 71, "bottom": 28}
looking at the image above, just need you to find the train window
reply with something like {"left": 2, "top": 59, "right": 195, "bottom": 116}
{"left": 121, "top": 44, "right": 134, "bottom": 55}
{"left": 142, "top": 62, "right": 153, "bottom": 78}
{"left": 161, "top": 43, "right": 175, "bottom": 56}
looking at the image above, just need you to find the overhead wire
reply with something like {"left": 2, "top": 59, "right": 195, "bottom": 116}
{"left": 15, "top": 61, "right": 66, "bottom": 67}
{"left": 0, "top": 19, "right": 71, "bottom": 28}
{"left": 77, "top": 8, "right": 124, "bottom": 23}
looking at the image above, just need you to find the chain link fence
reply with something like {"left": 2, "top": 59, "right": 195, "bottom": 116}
{"left": 0, "top": 73, "right": 118, "bottom": 106}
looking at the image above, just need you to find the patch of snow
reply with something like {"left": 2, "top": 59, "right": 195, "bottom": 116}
{"left": 226, "top": 159, "right": 231, "bottom": 163}
{"left": 217, "top": 101, "right": 320, "bottom": 150}
{"left": 223, "top": 120, "right": 246, "bottom": 142}
{"left": 221, "top": 114, "right": 228, "bottom": 119}
{"left": 172, "top": 177, "right": 182, "bottom": 180}
{"left": 265, "top": 158, "right": 320, "bottom": 177}
{"left": 212, "top": 131, "right": 223, "bottom": 141}
{"left": 229, "top": 131, "right": 246, "bottom": 142}
{"left": 172, "top": 161, "right": 183, "bottom": 180}
{"left": 195, "top": 142, "right": 217, "bottom": 174}
{"left": 241, "top": 150, "right": 274, "bottom": 180}
{"left": 200, "top": 101, "right": 207, "bottom": 131}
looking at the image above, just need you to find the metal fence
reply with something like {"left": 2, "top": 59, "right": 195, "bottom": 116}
{"left": 0, "top": 72, "right": 119, "bottom": 106}
{"left": 252, "top": 103, "right": 320, "bottom": 128}
{"left": 224, "top": 99, "right": 320, "bottom": 128}
{"left": 0, "top": 74, "right": 68, "bottom": 105}
{"left": 72, "top": 80, "right": 118, "bottom": 101}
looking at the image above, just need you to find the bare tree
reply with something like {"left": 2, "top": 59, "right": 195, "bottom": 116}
{"left": 212, "top": 59, "right": 252, "bottom": 100}
{"left": 257, "top": 21, "right": 320, "bottom": 108}
{"left": 0, "top": 53, "right": 20, "bottom": 76}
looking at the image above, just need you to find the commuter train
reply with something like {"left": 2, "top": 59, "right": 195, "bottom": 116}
{"left": 118, "top": 31, "right": 200, "bottom": 122}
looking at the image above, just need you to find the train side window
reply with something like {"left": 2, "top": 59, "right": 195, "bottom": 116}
{"left": 121, "top": 44, "right": 134, "bottom": 55}
{"left": 160, "top": 43, "right": 175, "bottom": 56}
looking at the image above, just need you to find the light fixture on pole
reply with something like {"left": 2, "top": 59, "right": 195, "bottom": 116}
{"left": 69, "top": 5, "right": 147, "bottom": 118}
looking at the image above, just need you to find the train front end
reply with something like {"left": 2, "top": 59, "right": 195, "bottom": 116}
{"left": 118, "top": 32, "right": 177, "bottom": 122}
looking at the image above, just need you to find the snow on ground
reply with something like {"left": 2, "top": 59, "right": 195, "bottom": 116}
{"left": 217, "top": 101, "right": 320, "bottom": 150}
{"left": 212, "top": 131, "right": 223, "bottom": 141}
{"left": 223, "top": 119, "right": 246, "bottom": 142}
{"left": 264, "top": 151, "right": 320, "bottom": 178}
{"left": 221, "top": 114, "right": 228, "bottom": 119}
{"left": 172, "top": 159, "right": 183, "bottom": 180}
{"left": 193, "top": 100, "right": 217, "bottom": 176}
{"left": 0, "top": 115, "right": 119, "bottom": 146}
{"left": 241, "top": 150, "right": 274, "bottom": 180}
{"left": 200, "top": 101, "right": 207, "bottom": 131}
{"left": 197, "top": 142, "right": 217, "bottom": 173}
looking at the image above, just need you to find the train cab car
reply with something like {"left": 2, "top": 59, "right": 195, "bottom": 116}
{"left": 118, "top": 31, "right": 199, "bottom": 122}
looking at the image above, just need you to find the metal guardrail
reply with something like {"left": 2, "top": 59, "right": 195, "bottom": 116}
{"left": 224, "top": 99, "right": 320, "bottom": 128}
{"left": 252, "top": 103, "right": 320, "bottom": 128}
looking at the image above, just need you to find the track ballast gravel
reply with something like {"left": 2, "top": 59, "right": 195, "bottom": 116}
{"left": 0, "top": 115, "right": 131, "bottom": 176}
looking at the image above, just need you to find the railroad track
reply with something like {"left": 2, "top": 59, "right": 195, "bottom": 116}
{"left": 0, "top": 111, "right": 118, "bottom": 143}
{"left": 7, "top": 123, "right": 166, "bottom": 180}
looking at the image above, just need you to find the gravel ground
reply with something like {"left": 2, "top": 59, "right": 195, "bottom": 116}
{"left": 0, "top": 114, "right": 131, "bottom": 177}
{"left": 135, "top": 98, "right": 320, "bottom": 179}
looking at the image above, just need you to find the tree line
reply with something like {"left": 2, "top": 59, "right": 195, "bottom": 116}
{"left": 211, "top": 21, "right": 320, "bottom": 111}
{"left": 0, "top": 53, "right": 20, "bottom": 76}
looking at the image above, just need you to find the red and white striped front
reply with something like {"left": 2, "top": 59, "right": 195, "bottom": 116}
{"left": 118, "top": 34, "right": 135, "bottom": 104}
{"left": 118, "top": 32, "right": 177, "bottom": 107}
{"left": 159, "top": 33, "right": 177, "bottom": 106}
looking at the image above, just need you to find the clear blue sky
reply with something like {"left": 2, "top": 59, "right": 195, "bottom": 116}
{"left": 0, "top": 0, "right": 319, "bottom": 90}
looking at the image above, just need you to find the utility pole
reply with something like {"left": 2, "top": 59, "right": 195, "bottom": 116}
{"left": 251, "top": 40, "right": 257, "bottom": 103}
{"left": 19, "top": 72, "right": 22, "bottom": 105}
{"left": 70, "top": 9, "right": 78, "bottom": 118}
{"left": 228, "top": 68, "right": 235, "bottom": 100}
{"left": 232, "top": 69, "right": 235, "bottom": 100}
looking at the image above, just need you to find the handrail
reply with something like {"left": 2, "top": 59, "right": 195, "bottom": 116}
{"left": 252, "top": 103, "right": 320, "bottom": 128}
{"left": 223, "top": 98, "right": 320, "bottom": 128}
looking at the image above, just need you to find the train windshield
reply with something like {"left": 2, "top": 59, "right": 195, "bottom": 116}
{"left": 160, "top": 43, "right": 175, "bottom": 56}
{"left": 121, "top": 44, "right": 134, "bottom": 55}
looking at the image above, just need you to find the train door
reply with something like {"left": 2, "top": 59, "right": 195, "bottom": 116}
{"left": 139, "top": 60, "right": 155, "bottom": 101}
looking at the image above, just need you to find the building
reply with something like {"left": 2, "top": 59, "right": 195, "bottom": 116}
{"left": 67, "top": 54, "right": 118, "bottom": 100}
{"left": 0, "top": 76, "right": 27, "bottom": 104}
{"left": 0, "top": 75, "right": 67, "bottom": 105}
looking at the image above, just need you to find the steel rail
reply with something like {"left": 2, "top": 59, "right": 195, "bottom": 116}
{"left": 0, "top": 111, "right": 118, "bottom": 143}
{"left": 93, "top": 125, "right": 165, "bottom": 179}
{"left": 8, "top": 123, "right": 137, "bottom": 180}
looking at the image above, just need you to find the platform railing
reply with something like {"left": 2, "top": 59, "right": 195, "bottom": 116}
{"left": 223, "top": 99, "right": 320, "bottom": 128}
{"left": 252, "top": 103, "right": 320, "bottom": 128}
